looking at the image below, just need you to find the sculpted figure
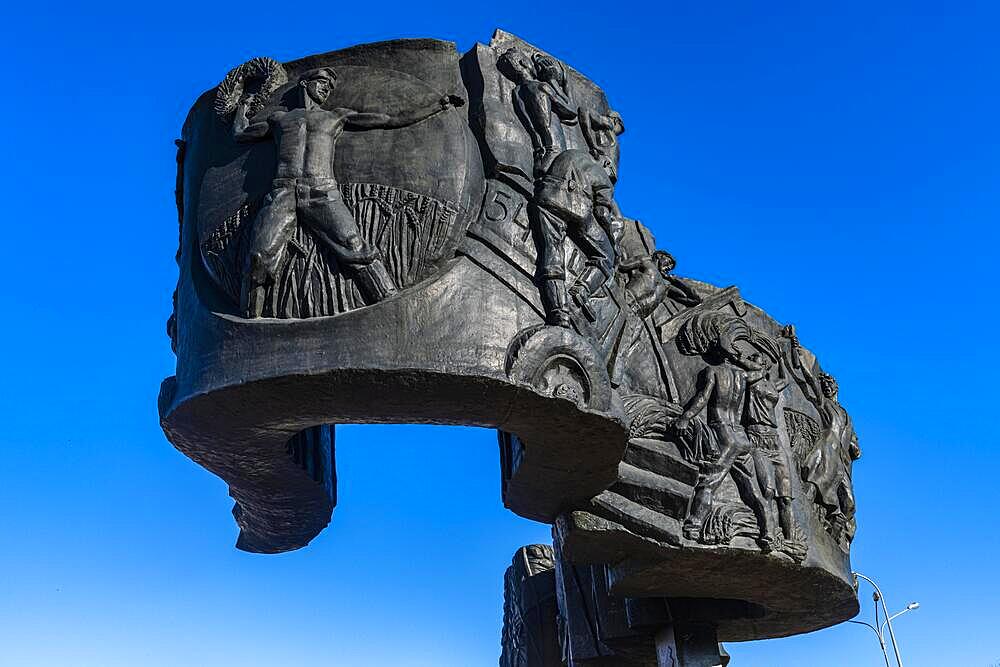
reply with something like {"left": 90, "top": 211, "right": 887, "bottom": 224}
{"left": 620, "top": 250, "right": 699, "bottom": 319}
{"left": 744, "top": 336, "right": 798, "bottom": 543}
{"left": 580, "top": 108, "right": 624, "bottom": 182}
{"left": 498, "top": 48, "right": 579, "bottom": 176}
{"left": 783, "top": 326, "right": 861, "bottom": 540}
{"left": 672, "top": 313, "right": 774, "bottom": 550}
{"left": 531, "top": 149, "right": 620, "bottom": 328}
{"left": 232, "top": 67, "right": 462, "bottom": 317}
{"left": 612, "top": 249, "right": 690, "bottom": 403}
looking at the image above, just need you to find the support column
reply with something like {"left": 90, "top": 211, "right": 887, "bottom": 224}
{"left": 500, "top": 545, "right": 562, "bottom": 667}
{"left": 655, "top": 624, "right": 727, "bottom": 667}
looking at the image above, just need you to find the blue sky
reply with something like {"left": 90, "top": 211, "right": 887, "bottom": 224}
{"left": 1, "top": 1, "right": 997, "bottom": 665}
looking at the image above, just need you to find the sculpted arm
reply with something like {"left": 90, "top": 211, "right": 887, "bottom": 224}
{"left": 665, "top": 275, "right": 701, "bottom": 306}
{"left": 796, "top": 357, "right": 824, "bottom": 405}
{"left": 546, "top": 85, "right": 578, "bottom": 121}
{"left": 781, "top": 325, "right": 822, "bottom": 404}
{"left": 587, "top": 110, "right": 618, "bottom": 131}
{"left": 675, "top": 368, "right": 715, "bottom": 429}
{"left": 849, "top": 429, "right": 861, "bottom": 460}
{"left": 591, "top": 182, "right": 616, "bottom": 226}
{"left": 618, "top": 255, "right": 646, "bottom": 272}
{"left": 622, "top": 257, "right": 669, "bottom": 318}
{"left": 346, "top": 94, "right": 464, "bottom": 130}
{"left": 233, "top": 104, "right": 272, "bottom": 143}
{"left": 775, "top": 356, "right": 792, "bottom": 392}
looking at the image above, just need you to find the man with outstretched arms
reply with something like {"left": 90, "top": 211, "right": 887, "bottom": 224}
{"left": 233, "top": 67, "right": 463, "bottom": 317}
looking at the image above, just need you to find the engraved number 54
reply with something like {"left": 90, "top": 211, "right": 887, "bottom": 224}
{"left": 484, "top": 188, "right": 524, "bottom": 223}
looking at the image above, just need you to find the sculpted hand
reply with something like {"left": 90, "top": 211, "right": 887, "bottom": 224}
{"left": 235, "top": 97, "right": 252, "bottom": 118}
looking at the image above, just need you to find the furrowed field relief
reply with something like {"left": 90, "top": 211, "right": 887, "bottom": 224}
{"left": 160, "top": 32, "right": 861, "bottom": 666}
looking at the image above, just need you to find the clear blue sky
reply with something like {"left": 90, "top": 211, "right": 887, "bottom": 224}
{"left": 1, "top": 2, "right": 997, "bottom": 665}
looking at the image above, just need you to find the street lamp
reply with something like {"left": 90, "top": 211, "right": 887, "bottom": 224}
{"left": 881, "top": 602, "right": 919, "bottom": 647}
{"left": 849, "top": 572, "right": 919, "bottom": 666}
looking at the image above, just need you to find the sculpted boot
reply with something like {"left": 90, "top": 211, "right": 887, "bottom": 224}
{"left": 353, "top": 258, "right": 398, "bottom": 304}
{"left": 541, "top": 277, "right": 570, "bottom": 328}
{"left": 242, "top": 252, "right": 271, "bottom": 318}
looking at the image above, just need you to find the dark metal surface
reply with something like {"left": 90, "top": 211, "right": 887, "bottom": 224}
{"left": 160, "top": 30, "right": 863, "bottom": 659}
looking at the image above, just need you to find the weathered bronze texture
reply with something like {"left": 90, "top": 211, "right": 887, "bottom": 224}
{"left": 160, "top": 30, "right": 862, "bottom": 664}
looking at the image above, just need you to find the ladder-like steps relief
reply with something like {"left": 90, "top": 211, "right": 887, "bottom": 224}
{"left": 590, "top": 491, "right": 683, "bottom": 546}
{"left": 622, "top": 438, "right": 699, "bottom": 488}
{"left": 611, "top": 462, "right": 693, "bottom": 521}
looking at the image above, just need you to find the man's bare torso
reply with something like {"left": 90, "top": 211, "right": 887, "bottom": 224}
{"left": 707, "top": 365, "right": 748, "bottom": 427}
{"left": 268, "top": 108, "right": 353, "bottom": 179}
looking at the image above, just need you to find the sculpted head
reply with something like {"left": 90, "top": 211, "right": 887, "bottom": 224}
{"left": 608, "top": 110, "right": 625, "bottom": 136}
{"left": 820, "top": 372, "right": 839, "bottom": 399}
{"left": 498, "top": 47, "right": 533, "bottom": 84}
{"left": 532, "top": 53, "right": 566, "bottom": 88}
{"left": 652, "top": 250, "right": 676, "bottom": 279}
{"left": 748, "top": 334, "right": 781, "bottom": 373}
{"left": 300, "top": 67, "right": 338, "bottom": 105}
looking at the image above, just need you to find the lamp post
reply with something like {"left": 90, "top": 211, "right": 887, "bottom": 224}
{"left": 850, "top": 572, "right": 919, "bottom": 666}
{"left": 847, "top": 614, "right": 891, "bottom": 667}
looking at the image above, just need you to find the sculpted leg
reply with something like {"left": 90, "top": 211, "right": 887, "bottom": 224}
{"left": 532, "top": 204, "right": 571, "bottom": 327}
{"left": 773, "top": 454, "right": 797, "bottom": 539}
{"left": 299, "top": 181, "right": 396, "bottom": 304}
{"left": 684, "top": 480, "right": 716, "bottom": 540}
{"left": 750, "top": 447, "right": 777, "bottom": 501}
{"left": 518, "top": 89, "right": 558, "bottom": 174}
{"left": 777, "top": 497, "right": 794, "bottom": 540}
{"left": 242, "top": 186, "right": 297, "bottom": 318}
{"left": 833, "top": 476, "right": 857, "bottom": 542}
{"left": 684, "top": 429, "right": 740, "bottom": 540}
{"left": 567, "top": 214, "right": 616, "bottom": 314}
{"left": 838, "top": 477, "right": 856, "bottom": 518}
{"left": 732, "top": 452, "right": 774, "bottom": 550}
{"left": 750, "top": 446, "right": 781, "bottom": 538}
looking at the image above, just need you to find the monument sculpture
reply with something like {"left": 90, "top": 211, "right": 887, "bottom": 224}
{"left": 160, "top": 31, "right": 862, "bottom": 665}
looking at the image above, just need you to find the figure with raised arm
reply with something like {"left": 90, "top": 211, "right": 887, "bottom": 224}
{"left": 232, "top": 67, "right": 463, "bottom": 317}
{"left": 620, "top": 250, "right": 697, "bottom": 317}
{"left": 580, "top": 108, "right": 624, "bottom": 182}
{"left": 782, "top": 325, "right": 861, "bottom": 541}
{"left": 498, "top": 48, "right": 579, "bottom": 176}
{"left": 744, "top": 335, "right": 799, "bottom": 544}
{"left": 672, "top": 313, "right": 774, "bottom": 550}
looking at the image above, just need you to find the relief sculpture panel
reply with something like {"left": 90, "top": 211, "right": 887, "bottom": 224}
{"left": 192, "top": 45, "right": 475, "bottom": 321}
